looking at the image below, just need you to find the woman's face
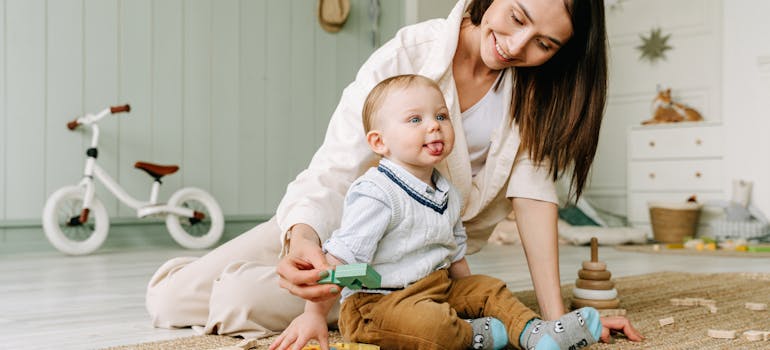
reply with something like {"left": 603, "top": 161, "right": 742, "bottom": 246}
{"left": 479, "top": 0, "right": 573, "bottom": 69}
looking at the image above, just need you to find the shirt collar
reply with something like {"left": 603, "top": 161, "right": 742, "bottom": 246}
{"left": 377, "top": 158, "right": 450, "bottom": 213}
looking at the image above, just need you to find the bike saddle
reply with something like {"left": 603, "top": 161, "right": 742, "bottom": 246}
{"left": 134, "top": 161, "right": 179, "bottom": 181}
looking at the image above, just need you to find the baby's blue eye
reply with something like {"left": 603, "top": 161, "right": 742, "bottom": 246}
{"left": 436, "top": 114, "right": 448, "bottom": 121}
{"left": 409, "top": 116, "right": 421, "bottom": 123}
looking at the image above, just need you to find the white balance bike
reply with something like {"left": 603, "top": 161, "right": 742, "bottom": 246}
{"left": 42, "top": 104, "right": 224, "bottom": 255}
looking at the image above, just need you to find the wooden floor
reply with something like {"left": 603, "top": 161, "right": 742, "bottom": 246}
{"left": 2, "top": 229, "right": 769, "bottom": 350}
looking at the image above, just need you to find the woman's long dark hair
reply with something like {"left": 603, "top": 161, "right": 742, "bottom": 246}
{"left": 468, "top": 0, "right": 608, "bottom": 201}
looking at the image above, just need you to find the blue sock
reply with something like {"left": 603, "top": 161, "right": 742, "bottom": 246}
{"left": 467, "top": 317, "right": 508, "bottom": 350}
{"left": 519, "top": 307, "right": 601, "bottom": 350}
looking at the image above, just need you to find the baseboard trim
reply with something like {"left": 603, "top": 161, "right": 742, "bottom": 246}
{"left": 0, "top": 214, "right": 273, "bottom": 229}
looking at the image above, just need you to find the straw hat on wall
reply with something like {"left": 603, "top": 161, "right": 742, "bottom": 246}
{"left": 318, "top": 0, "right": 350, "bottom": 33}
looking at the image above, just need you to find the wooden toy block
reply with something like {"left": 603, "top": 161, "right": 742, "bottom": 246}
{"left": 582, "top": 261, "right": 607, "bottom": 271}
{"left": 658, "top": 317, "right": 674, "bottom": 327}
{"left": 707, "top": 329, "right": 736, "bottom": 339}
{"left": 318, "top": 263, "right": 381, "bottom": 290}
{"left": 575, "top": 278, "right": 615, "bottom": 290}
{"left": 571, "top": 297, "right": 620, "bottom": 309}
{"left": 317, "top": 270, "right": 342, "bottom": 285}
{"left": 589, "top": 237, "right": 601, "bottom": 263}
{"left": 743, "top": 330, "right": 765, "bottom": 341}
{"left": 598, "top": 309, "right": 626, "bottom": 317}
{"left": 236, "top": 338, "right": 259, "bottom": 349}
{"left": 680, "top": 298, "right": 699, "bottom": 306}
{"left": 336, "top": 263, "right": 381, "bottom": 290}
{"left": 216, "top": 338, "right": 260, "bottom": 350}
{"left": 747, "top": 245, "right": 770, "bottom": 252}
{"left": 572, "top": 287, "right": 618, "bottom": 300}
{"left": 302, "top": 343, "right": 380, "bottom": 350}
{"left": 745, "top": 302, "right": 768, "bottom": 311}
{"left": 578, "top": 269, "right": 611, "bottom": 281}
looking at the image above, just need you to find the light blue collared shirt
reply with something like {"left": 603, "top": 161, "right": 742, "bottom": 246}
{"left": 323, "top": 158, "right": 466, "bottom": 301}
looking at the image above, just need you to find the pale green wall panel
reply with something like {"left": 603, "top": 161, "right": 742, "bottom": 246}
{"left": 238, "top": 0, "right": 268, "bottom": 214}
{"left": 288, "top": 0, "right": 317, "bottom": 186}
{"left": 84, "top": 0, "right": 120, "bottom": 216}
{"left": 211, "top": 0, "right": 240, "bottom": 214}
{"left": 151, "top": 0, "right": 184, "bottom": 201}
{"left": 45, "top": 0, "right": 83, "bottom": 204}
{"left": 0, "top": 0, "right": 405, "bottom": 226}
{"left": 334, "top": 1, "right": 360, "bottom": 96}
{"left": 312, "top": 13, "right": 337, "bottom": 157}
{"left": 1, "top": 0, "right": 7, "bottom": 221}
{"left": 264, "top": 1, "right": 293, "bottom": 211}
{"left": 118, "top": 0, "right": 154, "bottom": 217}
{"left": 5, "top": 0, "right": 45, "bottom": 220}
{"left": 182, "top": 0, "right": 213, "bottom": 193}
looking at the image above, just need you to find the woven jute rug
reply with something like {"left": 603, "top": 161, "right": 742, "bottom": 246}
{"left": 614, "top": 244, "right": 770, "bottom": 258}
{"left": 106, "top": 272, "right": 770, "bottom": 350}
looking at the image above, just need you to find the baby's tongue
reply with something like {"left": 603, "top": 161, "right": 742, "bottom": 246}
{"left": 426, "top": 142, "right": 443, "bottom": 155}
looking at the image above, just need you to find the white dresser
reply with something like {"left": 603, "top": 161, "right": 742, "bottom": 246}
{"left": 626, "top": 122, "right": 725, "bottom": 234}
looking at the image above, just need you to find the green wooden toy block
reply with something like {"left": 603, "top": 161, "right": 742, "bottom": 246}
{"left": 317, "top": 272, "right": 341, "bottom": 285}
{"left": 747, "top": 245, "right": 770, "bottom": 252}
{"left": 318, "top": 263, "right": 381, "bottom": 290}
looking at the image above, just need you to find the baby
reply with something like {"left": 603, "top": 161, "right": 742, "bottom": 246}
{"left": 270, "top": 74, "right": 602, "bottom": 350}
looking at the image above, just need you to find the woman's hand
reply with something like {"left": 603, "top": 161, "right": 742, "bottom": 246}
{"left": 276, "top": 224, "right": 339, "bottom": 302}
{"left": 600, "top": 316, "right": 644, "bottom": 343}
{"left": 268, "top": 311, "right": 331, "bottom": 350}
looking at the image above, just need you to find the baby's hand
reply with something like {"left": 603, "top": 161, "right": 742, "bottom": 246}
{"left": 268, "top": 311, "right": 330, "bottom": 350}
{"left": 600, "top": 316, "right": 644, "bottom": 343}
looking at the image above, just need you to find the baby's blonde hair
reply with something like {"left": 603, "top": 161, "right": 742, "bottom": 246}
{"left": 362, "top": 74, "right": 442, "bottom": 133}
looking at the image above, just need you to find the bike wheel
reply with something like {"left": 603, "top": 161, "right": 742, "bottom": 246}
{"left": 42, "top": 186, "right": 110, "bottom": 255}
{"left": 165, "top": 187, "right": 224, "bottom": 249}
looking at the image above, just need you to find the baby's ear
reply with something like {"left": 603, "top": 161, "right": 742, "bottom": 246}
{"left": 366, "top": 130, "right": 387, "bottom": 156}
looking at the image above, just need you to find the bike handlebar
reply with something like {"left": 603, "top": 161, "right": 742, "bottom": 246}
{"left": 67, "top": 120, "right": 80, "bottom": 130}
{"left": 67, "top": 104, "right": 131, "bottom": 130}
{"left": 111, "top": 104, "right": 131, "bottom": 114}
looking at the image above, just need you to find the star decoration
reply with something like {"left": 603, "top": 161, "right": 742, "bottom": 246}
{"left": 637, "top": 27, "right": 672, "bottom": 63}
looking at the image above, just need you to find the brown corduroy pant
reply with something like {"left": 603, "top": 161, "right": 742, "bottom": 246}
{"left": 339, "top": 269, "right": 537, "bottom": 350}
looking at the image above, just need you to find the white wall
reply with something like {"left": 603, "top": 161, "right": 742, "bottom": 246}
{"left": 0, "top": 0, "right": 404, "bottom": 225}
{"left": 590, "top": 0, "right": 770, "bottom": 222}
{"left": 722, "top": 0, "right": 770, "bottom": 218}
{"left": 587, "top": 0, "right": 723, "bottom": 215}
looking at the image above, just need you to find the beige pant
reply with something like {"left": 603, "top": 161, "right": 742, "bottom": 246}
{"left": 145, "top": 216, "right": 341, "bottom": 338}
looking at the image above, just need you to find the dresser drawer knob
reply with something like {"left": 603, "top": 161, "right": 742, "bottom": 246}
{"left": 649, "top": 172, "right": 656, "bottom": 179}
{"left": 695, "top": 172, "right": 702, "bottom": 178}
{"left": 695, "top": 138, "right": 702, "bottom": 146}
{"left": 649, "top": 141, "right": 655, "bottom": 147}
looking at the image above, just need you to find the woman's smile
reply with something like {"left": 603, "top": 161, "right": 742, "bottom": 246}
{"left": 493, "top": 33, "right": 515, "bottom": 62}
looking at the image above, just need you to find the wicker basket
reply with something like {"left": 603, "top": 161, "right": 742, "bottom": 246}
{"left": 648, "top": 201, "right": 703, "bottom": 243}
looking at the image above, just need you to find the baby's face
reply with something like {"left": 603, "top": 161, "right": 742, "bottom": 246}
{"left": 374, "top": 84, "right": 454, "bottom": 170}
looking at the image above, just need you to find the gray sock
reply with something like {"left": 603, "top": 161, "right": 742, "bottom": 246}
{"left": 520, "top": 308, "right": 601, "bottom": 350}
{"left": 466, "top": 317, "right": 507, "bottom": 350}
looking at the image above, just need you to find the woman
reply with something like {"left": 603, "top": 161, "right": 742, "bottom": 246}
{"left": 146, "top": 0, "right": 642, "bottom": 343}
